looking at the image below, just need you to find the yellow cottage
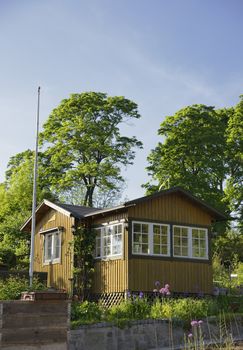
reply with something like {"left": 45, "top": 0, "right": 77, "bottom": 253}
{"left": 21, "top": 187, "right": 227, "bottom": 297}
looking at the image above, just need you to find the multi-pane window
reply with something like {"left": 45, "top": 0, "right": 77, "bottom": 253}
{"left": 132, "top": 221, "right": 170, "bottom": 256}
{"left": 173, "top": 226, "right": 189, "bottom": 257}
{"left": 44, "top": 231, "right": 61, "bottom": 263}
{"left": 153, "top": 224, "right": 169, "bottom": 255}
{"left": 173, "top": 225, "right": 208, "bottom": 259}
{"left": 133, "top": 222, "right": 149, "bottom": 254}
{"left": 192, "top": 228, "right": 207, "bottom": 258}
{"left": 95, "top": 223, "right": 123, "bottom": 259}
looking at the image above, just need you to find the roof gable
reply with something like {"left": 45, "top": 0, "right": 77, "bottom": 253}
{"left": 20, "top": 200, "right": 100, "bottom": 232}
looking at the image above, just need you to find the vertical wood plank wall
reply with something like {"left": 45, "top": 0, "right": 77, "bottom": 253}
{"left": 91, "top": 211, "right": 128, "bottom": 293}
{"left": 34, "top": 209, "right": 74, "bottom": 292}
{"left": 127, "top": 193, "right": 214, "bottom": 294}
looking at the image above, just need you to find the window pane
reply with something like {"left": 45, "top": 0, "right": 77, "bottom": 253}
{"left": 46, "top": 235, "right": 52, "bottom": 260}
{"left": 142, "top": 244, "right": 149, "bottom": 254}
{"left": 142, "top": 234, "right": 148, "bottom": 243}
{"left": 133, "top": 223, "right": 141, "bottom": 232}
{"left": 133, "top": 243, "right": 141, "bottom": 253}
{"left": 54, "top": 233, "right": 61, "bottom": 259}
{"left": 174, "top": 246, "right": 180, "bottom": 256}
{"left": 154, "top": 245, "right": 160, "bottom": 254}
{"left": 161, "top": 246, "right": 167, "bottom": 255}
{"left": 181, "top": 247, "right": 188, "bottom": 256}
{"left": 142, "top": 224, "right": 149, "bottom": 233}
{"left": 134, "top": 234, "right": 141, "bottom": 243}
{"left": 153, "top": 225, "right": 160, "bottom": 234}
{"left": 154, "top": 235, "right": 160, "bottom": 244}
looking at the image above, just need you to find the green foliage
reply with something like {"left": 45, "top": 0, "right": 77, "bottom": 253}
{"left": 0, "top": 150, "right": 55, "bottom": 269}
{"left": 39, "top": 92, "right": 142, "bottom": 207}
{"left": 0, "top": 276, "right": 45, "bottom": 300}
{"left": 73, "top": 226, "right": 96, "bottom": 299}
{"left": 145, "top": 99, "right": 243, "bottom": 233}
{"left": 225, "top": 96, "right": 243, "bottom": 229}
{"left": 151, "top": 298, "right": 208, "bottom": 322}
{"left": 108, "top": 297, "right": 150, "bottom": 321}
{"left": 71, "top": 301, "right": 103, "bottom": 327}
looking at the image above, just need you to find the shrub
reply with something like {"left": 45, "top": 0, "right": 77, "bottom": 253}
{"left": 108, "top": 296, "right": 150, "bottom": 321}
{"left": 71, "top": 301, "right": 103, "bottom": 326}
{"left": 151, "top": 298, "right": 208, "bottom": 323}
{"left": 0, "top": 275, "right": 45, "bottom": 300}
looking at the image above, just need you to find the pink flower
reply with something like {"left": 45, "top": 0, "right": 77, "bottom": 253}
{"left": 188, "top": 333, "right": 193, "bottom": 338}
{"left": 165, "top": 284, "right": 170, "bottom": 289}
{"left": 159, "top": 287, "right": 166, "bottom": 294}
{"left": 198, "top": 320, "right": 203, "bottom": 325}
{"left": 191, "top": 320, "right": 198, "bottom": 327}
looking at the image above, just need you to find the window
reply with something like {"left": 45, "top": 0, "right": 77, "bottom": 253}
{"left": 153, "top": 224, "right": 169, "bottom": 255}
{"left": 43, "top": 230, "right": 61, "bottom": 264}
{"left": 133, "top": 222, "right": 149, "bottom": 254}
{"left": 173, "top": 226, "right": 188, "bottom": 257}
{"left": 132, "top": 221, "right": 170, "bottom": 256}
{"left": 173, "top": 225, "right": 208, "bottom": 259}
{"left": 192, "top": 228, "right": 207, "bottom": 258}
{"left": 95, "top": 223, "right": 123, "bottom": 259}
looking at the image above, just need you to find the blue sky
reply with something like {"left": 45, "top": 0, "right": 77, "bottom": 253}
{"left": 0, "top": 0, "right": 242, "bottom": 200}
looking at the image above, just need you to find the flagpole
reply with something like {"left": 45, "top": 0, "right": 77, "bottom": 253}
{"left": 29, "top": 86, "right": 41, "bottom": 287}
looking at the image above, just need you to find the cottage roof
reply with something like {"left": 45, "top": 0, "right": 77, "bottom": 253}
{"left": 20, "top": 187, "right": 228, "bottom": 232}
{"left": 20, "top": 199, "right": 100, "bottom": 232}
{"left": 84, "top": 187, "right": 228, "bottom": 221}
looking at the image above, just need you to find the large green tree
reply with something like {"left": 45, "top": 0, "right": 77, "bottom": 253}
{"left": 0, "top": 150, "right": 54, "bottom": 268}
{"left": 225, "top": 96, "right": 243, "bottom": 228}
{"left": 40, "top": 92, "right": 142, "bottom": 207}
{"left": 145, "top": 104, "right": 229, "bottom": 212}
{"left": 145, "top": 99, "right": 243, "bottom": 231}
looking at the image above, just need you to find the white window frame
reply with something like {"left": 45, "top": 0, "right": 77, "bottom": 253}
{"left": 132, "top": 221, "right": 170, "bottom": 257}
{"left": 43, "top": 229, "right": 62, "bottom": 265}
{"left": 173, "top": 225, "right": 208, "bottom": 260}
{"left": 94, "top": 223, "right": 123, "bottom": 259}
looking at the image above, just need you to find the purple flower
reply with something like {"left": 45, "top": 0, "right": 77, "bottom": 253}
{"left": 127, "top": 291, "right": 131, "bottom": 298}
{"left": 139, "top": 291, "right": 144, "bottom": 299}
{"left": 198, "top": 320, "right": 203, "bottom": 325}
{"left": 191, "top": 320, "right": 198, "bottom": 327}
{"left": 155, "top": 281, "right": 161, "bottom": 287}
{"left": 188, "top": 333, "right": 193, "bottom": 338}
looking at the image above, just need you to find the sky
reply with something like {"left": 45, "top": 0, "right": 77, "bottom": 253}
{"left": 0, "top": 0, "right": 242, "bottom": 201}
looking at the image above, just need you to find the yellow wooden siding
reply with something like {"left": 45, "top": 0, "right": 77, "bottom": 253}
{"left": 128, "top": 259, "right": 212, "bottom": 294}
{"left": 128, "top": 193, "right": 213, "bottom": 226}
{"left": 91, "top": 212, "right": 128, "bottom": 293}
{"left": 127, "top": 192, "right": 213, "bottom": 294}
{"left": 34, "top": 209, "right": 74, "bottom": 293}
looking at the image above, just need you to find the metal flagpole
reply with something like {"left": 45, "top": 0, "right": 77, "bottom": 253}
{"left": 29, "top": 86, "right": 41, "bottom": 287}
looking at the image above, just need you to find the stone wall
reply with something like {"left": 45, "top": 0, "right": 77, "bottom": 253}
{"left": 0, "top": 299, "right": 70, "bottom": 350}
{"left": 69, "top": 317, "right": 243, "bottom": 350}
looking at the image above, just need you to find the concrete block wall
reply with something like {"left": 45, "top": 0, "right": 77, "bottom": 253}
{"left": 69, "top": 317, "right": 243, "bottom": 350}
{"left": 0, "top": 300, "right": 70, "bottom": 350}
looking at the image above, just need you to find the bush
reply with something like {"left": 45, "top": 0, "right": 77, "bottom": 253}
{"left": 108, "top": 296, "right": 150, "bottom": 321}
{"left": 71, "top": 301, "right": 103, "bottom": 326}
{"left": 0, "top": 275, "right": 45, "bottom": 300}
{"left": 151, "top": 298, "right": 209, "bottom": 323}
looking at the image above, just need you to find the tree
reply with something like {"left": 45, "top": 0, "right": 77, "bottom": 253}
{"left": 145, "top": 104, "right": 230, "bottom": 214}
{"left": 225, "top": 96, "right": 243, "bottom": 229}
{"left": 0, "top": 150, "right": 55, "bottom": 269}
{"left": 40, "top": 92, "right": 142, "bottom": 207}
